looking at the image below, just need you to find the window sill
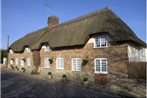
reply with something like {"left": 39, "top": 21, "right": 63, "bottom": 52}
{"left": 56, "top": 68, "right": 64, "bottom": 70}
{"left": 94, "top": 72, "right": 108, "bottom": 74}
{"left": 72, "top": 70, "right": 81, "bottom": 71}
{"left": 93, "top": 46, "right": 108, "bottom": 49}
{"left": 44, "top": 67, "right": 50, "bottom": 69}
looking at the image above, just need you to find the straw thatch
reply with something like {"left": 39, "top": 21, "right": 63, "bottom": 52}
{"left": 10, "top": 7, "right": 145, "bottom": 52}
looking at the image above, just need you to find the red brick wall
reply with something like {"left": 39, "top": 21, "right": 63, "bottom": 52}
{"left": 8, "top": 41, "right": 129, "bottom": 84}
{"left": 8, "top": 48, "right": 35, "bottom": 72}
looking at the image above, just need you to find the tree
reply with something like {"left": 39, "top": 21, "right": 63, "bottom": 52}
{"left": 0, "top": 49, "right": 7, "bottom": 64}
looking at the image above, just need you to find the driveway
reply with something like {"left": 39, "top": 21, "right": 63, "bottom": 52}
{"left": 1, "top": 68, "right": 116, "bottom": 98}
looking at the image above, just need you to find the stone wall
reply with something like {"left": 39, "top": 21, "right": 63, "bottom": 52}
{"left": 8, "top": 48, "right": 35, "bottom": 73}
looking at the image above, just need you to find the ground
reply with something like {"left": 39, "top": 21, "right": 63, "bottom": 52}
{"left": 1, "top": 68, "right": 116, "bottom": 98}
{"left": 1, "top": 68, "right": 146, "bottom": 98}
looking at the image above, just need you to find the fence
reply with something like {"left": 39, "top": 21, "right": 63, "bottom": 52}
{"left": 127, "top": 62, "right": 146, "bottom": 79}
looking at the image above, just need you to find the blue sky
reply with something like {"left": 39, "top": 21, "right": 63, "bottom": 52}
{"left": 1, "top": 0, "right": 146, "bottom": 49}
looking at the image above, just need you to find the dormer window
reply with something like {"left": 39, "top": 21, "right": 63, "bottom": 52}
{"left": 45, "top": 46, "right": 50, "bottom": 51}
{"left": 42, "top": 45, "right": 50, "bottom": 51}
{"left": 26, "top": 48, "right": 31, "bottom": 53}
{"left": 94, "top": 35, "right": 107, "bottom": 48}
{"left": 9, "top": 49, "right": 14, "bottom": 54}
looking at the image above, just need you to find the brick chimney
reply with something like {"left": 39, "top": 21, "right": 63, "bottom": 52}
{"left": 47, "top": 16, "right": 59, "bottom": 29}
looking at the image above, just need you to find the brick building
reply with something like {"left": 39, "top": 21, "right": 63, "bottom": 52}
{"left": 8, "top": 7, "right": 146, "bottom": 83}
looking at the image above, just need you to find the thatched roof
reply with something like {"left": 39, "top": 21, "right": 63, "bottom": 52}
{"left": 10, "top": 7, "right": 146, "bottom": 52}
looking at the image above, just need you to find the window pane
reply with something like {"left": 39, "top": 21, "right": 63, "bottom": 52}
{"left": 15, "top": 58, "right": 18, "bottom": 65}
{"left": 96, "top": 60, "right": 100, "bottom": 71}
{"left": 101, "top": 37, "right": 106, "bottom": 47}
{"left": 101, "top": 59, "right": 107, "bottom": 72}
{"left": 95, "top": 58, "right": 107, "bottom": 73}
{"left": 95, "top": 37, "right": 100, "bottom": 47}
{"left": 56, "top": 58, "right": 64, "bottom": 69}
{"left": 44, "top": 58, "right": 50, "bottom": 68}
{"left": 72, "top": 58, "right": 81, "bottom": 71}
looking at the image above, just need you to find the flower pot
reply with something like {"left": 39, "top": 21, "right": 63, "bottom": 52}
{"left": 83, "top": 81, "right": 88, "bottom": 86}
{"left": 62, "top": 77, "right": 67, "bottom": 82}
{"left": 48, "top": 75, "right": 52, "bottom": 79}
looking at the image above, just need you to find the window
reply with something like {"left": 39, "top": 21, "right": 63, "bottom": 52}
{"left": 10, "top": 59, "right": 14, "bottom": 65}
{"left": 94, "top": 58, "right": 107, "bottom": 74}
{"left": 9, "top": 49, "right": 14, "bottom": 54}
{"left": 94, "top": 36, "right": 107, "bottom": 48}
{"left": 21, "top": 59, "right": 25, "bottom": 66}
{"left": 72, "top": 58, "right": 82, "bottom": 71}
{"left": 44, "top": 58, "right": 50, "bottom": 68}
{"left": 56, "top": 58, "right": 64, "bottom": 69}
{"left": 26, "top": 48, "right": 31, "bottom": 53}
{"left": 15, "top": 58, "right": 18, "bottom": 65}
{"left": 43, "top": 45, "right": 50, "bottom": 51}
{"left": 27, "top": 58, "right": 31, "bottom": 66}
{"left": 45, "top": 46, "right": 50, "bottom": 51}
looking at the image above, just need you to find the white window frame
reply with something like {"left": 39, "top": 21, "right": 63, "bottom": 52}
{"left": 44, "top": 58, "right": 50, "bottom": 68}
{"left": 21, "top": 59, "right": 25, "bottom": 66}
{"left": 15, "top": 58, "right": 18, "bottom": 65}
{"left": 45, "top": 46, "right": 50, "bottom": 51}
{"left": 94, "top": 35, "right": 107, "bottom": 48}
{"left": 43, "top": 45, "right": 50, "bottom": 51}
{"left": 72, "top": 58, "right": 82, "bottom": 71}
{"left": 27, "top": 58, "right": 31, "bottom": 66}
{"left": 26, "top": 48, "right": 31, "bottom": 53}
{"left": 94, "top": 58, "right": 108, "bottom": 74}
{"left": 10, "top": 59, "right": 14, "bottom": 65}
{"left": 56, "top": 58, "right": 64, "bottom": 69}
{"left": 9, "top": 49, "right": 14, "bottom": 54}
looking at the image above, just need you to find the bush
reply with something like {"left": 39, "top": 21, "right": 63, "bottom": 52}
{"left": 21, "top": 68, "right": 25, "bottom": 72}
{"left": 62, "top": 74, "right": 67, "bottom": 78}
{"left": 1, "top": 49, "right": 7, "bottom": 64}
{"left": 48, "top": 72, "right": 52, "bottom": 75}
{"left": 31, "top": 70, "right": 40, "bottom": 75}
{"left": 83, "top": 77, "right": 88, "bottom": 81}
{"left": 11, "top": 65, "right": 14, "bottom": 69}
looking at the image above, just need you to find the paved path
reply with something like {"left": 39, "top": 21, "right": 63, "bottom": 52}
{"left": 1, "top": 68, "right": 116, "bottom": 98}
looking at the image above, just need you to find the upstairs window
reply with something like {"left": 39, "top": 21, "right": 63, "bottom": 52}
{"left": 26, "top": 48, "right": 31, "bottom": 53}
{"left": 45, "top": 46, "right": 50, "bottom": 51}
{"left": 94, "top": 35, "right": 107, "bottom": 48}
{"left": 42, "top": 45, "right": 50, "bottom": 51}
{"left": 72, "top": 58, "right": 82, "bottom": 71}
{"left": 56, "top": 58, "right": 64, "bottom": 69}
{"left": 9, "top": 49, "right": 14, "bottom": 54}
{"left": 94, "top": 58, "right": 108, "bottom": 74}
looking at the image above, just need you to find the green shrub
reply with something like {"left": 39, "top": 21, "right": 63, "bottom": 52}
{"left": 11, "top": 65, "right": 14, "bottom": 69}
{"left": 48, "top": 72, "right": 52, "bottom": 75}
{"left": 21, "top": 68, "right": 25, "bottom": 72}
{"left": 62, "top": 74, "right": 67, "bottom": 78}
{"left": 31, "top": 70, "right": 40, "bottom": 75}
{"left": 83, "top": 77, "right": 88, "bottom": 81}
